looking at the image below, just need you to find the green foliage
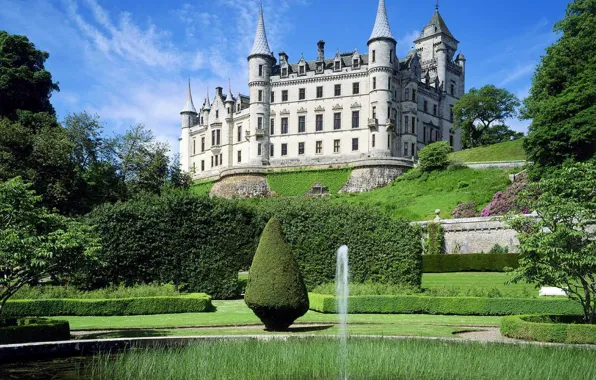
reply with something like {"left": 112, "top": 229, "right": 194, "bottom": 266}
{"left": 0, "top": 31, "right": 59, "bottom": 119}
{"left": 501, "top": 315, "right": 596, "bottom": 344}
{"left": 522, "top": 0, "right": 596, "bottom": 168}
{"left": 3, "top": 294, "right": 213, "bottom": 317}
{"left": 0, "top": 177, "right": 100, "bottom": 316}
{"left": 489, "top": 244, "right": 509, "bottom": 254}
{"left": 426, "top": 222, "right": 445, "bottom": 254}
{"left": 418, "top": 142, "right": 452, "bottom": 172}
{"left": 266, "top": 168, "right": 351, "bottom": 196}
{"left": 250, "top": 199, "right": 423, "bottom": 289}
{"left": 312, "top": 282, "right": 421, "bottom": 296}
{"left": 449, "top": 139, "right": 526, "bottom": 163}
{"left": 423, "top": 254, "right": 519, "bottom": 273}
{"left": 12, "top": 284, "right": 178, "bottom": 300}
{"left": 453, "top": 85, "right": 521, "bottom": 148}
{"left": 334, "top": 167, "right": 513, "bottom": 221}
{"left": 245, "top": 218, "right": 309, "bottom": 330}
{"left": 308, "top": 293, "right": 582, "bottom": 316}
{"left": 479, "top": 125, "right": 525, "bottom": 146}
{"left": 509, "top": 160, "right": 596, "bottom": 323}
{"left": 85, "top": 192, "right": 261, "bottom": 299}
{"left": 190, "top": 180, "right": 214, "bottom": 196}
{"left": 0, "top": 318, "right": 69, "bottom": 344}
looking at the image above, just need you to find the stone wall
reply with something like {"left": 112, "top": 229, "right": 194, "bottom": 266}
{"left": 210, "top": 173, "right": 273, "bottom": 199}
{"left": 339, "top": 158, "right": 411, "bottom": 193}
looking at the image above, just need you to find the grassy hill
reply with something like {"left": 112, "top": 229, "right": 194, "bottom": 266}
{"left": 449, "top": 139, "right": 526, "bottom": 163}
{"left": 266, "top": 168, "right": 351, "bottom": 196}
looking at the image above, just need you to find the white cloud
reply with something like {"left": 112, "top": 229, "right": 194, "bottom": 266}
{"left": 397, "top": 30, "right": 420, "bottom": 56}
{"left": 499, "top": 63, "right": 536, "bottom": 86}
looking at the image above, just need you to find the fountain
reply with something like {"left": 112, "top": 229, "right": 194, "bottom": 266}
{"left": 336, "top": 245, "right": 349, "bottom": 379}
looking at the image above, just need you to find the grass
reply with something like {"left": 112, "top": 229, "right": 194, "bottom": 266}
{"left": 52, "top": 299, "right": 503, "bottom": 331}
{"left": 84, "top": 338, "right": 596, "bottom": 379}
{"left": 333, "top": 167, "right": 513, "bottom": 220}
{"left": 266, "top": 168, "right": 351, "bottom": 196}
{"left": 11, "top": 284, "right": 179, "bottom": 300}
{"left": 189, "top": 180, "right": 213, "bottom": 196}
{"left": 449, "top": 139, "right": 526, "bottom": 163}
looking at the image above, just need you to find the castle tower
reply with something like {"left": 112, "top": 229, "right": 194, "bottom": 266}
{"left": 367, "top": 0, "right": 396, "bottom": 157}
{"left": 180, "top": 80, "right": 197, "bottom": 172}
{"left": 224, "top": 81, "right": 235, "bottom": 167}
{"left": 247, "top": 4, "right": 275, "bottom": 165}
{"left": 455, "top": 52, "right": 466, "bottom": 95}
{"left": 201, "top": 90, "right": 211, "bottom": 127}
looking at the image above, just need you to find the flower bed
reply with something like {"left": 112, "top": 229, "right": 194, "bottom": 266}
{"left": 500, "top": 315, "right": 596, "bottom": 344}
{"left": 0, "top": 318, "right": 70, "bottom": 344}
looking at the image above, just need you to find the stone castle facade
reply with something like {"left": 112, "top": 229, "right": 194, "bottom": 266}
{"left": 180, "top": 1, "right": 466, "bottom": 180}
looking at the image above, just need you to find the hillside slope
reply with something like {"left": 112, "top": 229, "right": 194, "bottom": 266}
{"left": 449, "top": 139, "right": 526, "bottom": 163}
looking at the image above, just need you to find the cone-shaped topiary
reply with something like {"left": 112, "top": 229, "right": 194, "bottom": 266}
{"left": 245, "top": 217, "right": 309, "bottom": 331}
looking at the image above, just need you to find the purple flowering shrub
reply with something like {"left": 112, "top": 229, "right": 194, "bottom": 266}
{"left": 481, "top": 172, "right": 529, "bottom": 217}
{"left": 452, "top": 201, "right": 479, "bottom": 219}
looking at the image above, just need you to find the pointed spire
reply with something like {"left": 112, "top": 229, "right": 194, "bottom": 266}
{"left": 249, "top": 3, "right": 272, "bottom": 57}
{"left": 204, "top": 88, "right": 211, "bottom": 110}
{"left": 181, "top": 80, "right": 197, "bottom": 114}
{"left": 225, "top": 79, "right": 235, "bottom": 103}
{"left": 368, "top": 0, "right": 395, "bottom": 44}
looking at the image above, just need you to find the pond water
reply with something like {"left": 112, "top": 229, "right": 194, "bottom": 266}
{"left": 0, "top": 357, "right": 90, "bottom": 380}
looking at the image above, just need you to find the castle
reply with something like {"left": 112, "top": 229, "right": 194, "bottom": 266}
{"left": 180, "top": 0, "right": 465, "bottom": 182}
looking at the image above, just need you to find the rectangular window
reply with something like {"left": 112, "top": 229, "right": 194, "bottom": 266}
{"left": 451, "top": 83, "right": 455, "bottom": 96}
{"left": 216, "top": 129, "right": 221, "bottom": 145}
{"left": 412, "top": 89, "right": 417, "bottom": 102}
{"left": 353, "top": 59, "right": 359, "bottom": 68}
{"left": 404, "top": 116, "right": 409, "bottom": 134}
{"left": 373, "top": 77, "right": 376, "bottom": 90}
{"left": 271, "top": 92, "right": 275, "bottom": 103}
{"left": 258, "top": 143, "right": 262, "bottom": 156}
{"left": 257, "top": 117, "right": 263, "bottom": 130}
{"left": 237, "top": 126, "right": 242, "bottom": 142}
{"left": 281, "top": 117, "right": 288, "bottom": 134}
{"left": 214, "top": 154, "right": 218, "bottom": 166}
{"left": 388, "top": 78, "right": 391, "bottom": 90}
{"left": 450, "top": 106, "right": 454, "bottom": 122}
{"left": 270, "top": 119, "right": 275, "bottom": 135}
{"left": 450, "top": 135, "right": 454, "bottom": 147}
{"left": 282, "top": 90, "right": 288, "bottom": 102}
{"left": 201, "top": 160, "right": 205, "bottom": 171}
{"left": 281, "top": 143, "right": 287, "bottom": 156}
{"left": 270, "top": 144, "right": 274, "bottom": 157}
{"left": 298, "top": 142, "right": 305, "bottom": 155}
{"left": 216, "top": 110, "right": 219, "bottom": 118}
{"left": 389, "top": 50, "right": 393, "bottom": 63}
{"left": 404, "top": 143, "right": 408, "bottom": 157}
{"left": 372, "top": 50, "right": 376, "bottom": 62}
{"left": 352, "top": 111, "right": 359, "bottom": 129}
{"left": 281, "top": 68, "right": 287, "bottom": 76}
{"left": 335, "top": 84, "right": 341, "bottom": 97}
{"left": 333, "top": 139, "right": 340, "bottom": 153}
{"left": 334, "top": 61, "right": 340, "bottom": 70}
{"left": 299, "top": 65, "right": 305, "bottom": 75}
{"left": 424, "top": 127, "right": 427, "bottom": 142}
{"left": 334, "top": 112, "right": 341, "bottom": 130}
{"left": 258, "top": 64, "right": 263, "bottom": 76}
{"left": 433, "top": 104, "right": 437, "bottom": 116}
{"left": 299, "top": 88, "right": 305, "bottom": 100}
{"left": 353, "top": 82, "right": 359, "bottom": 95}
{"left": 258, "top": 90, "right": 263, "bottom": 102}
{"left": 352, "top": 138, "right": 359, "bottom": 151}
{"left": 316, "top": 114, "right": 323, "bottom": 131}
{"left": 227, "top": 107, "right": 230, "bottom": 115}
{"left": 219, "top": 153, "right": 222, "bottom": 165}
{"left": 372, "top": 106, "right": 376, "bottom": 120}
{"left": 372, "top": 134, "right": 376, "bottom": 148}
{"left": 201, "top": 137, "right": 205, "bottom": 152}
{"left": 193, "top": 139, "right": 196, "bottom": 155}
{"left": 424, "top": 100, "right": 428, "bottom": 113}
{"left": 211, "top": 156, "right": 214, "bottom": 168}
{"left": 388, "top": 134, "right": 391, "bottom": 149}
{"left": 405, "top": 88, "right": 410, "bottom": 100}
{"left": 315, "top": 141, "right": 323, "bottom": 154}
{"left": 411, "top": 143, "right": 415, "bottom": 157}
{"left": 411, "top": 117, "right": 416, "bottom": 134}
{"left": 237, "top": 150, "right": 241, "bottom": 163}
{"left": 298, "top": 116, "right": 306, "bottom": 133}
{"left": 316, "top": 86, "right": 323, "bottom": 98}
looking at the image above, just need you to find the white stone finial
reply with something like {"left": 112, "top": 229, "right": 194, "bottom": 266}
{"left": 225, "top": 79, "right": 234, "bottom": 103}
{"left": 369, "top": 0, "right": 395, "bottom": 43}
{"left": 181, "top": 80, "right": 197, "bottom": 114}
{"left": 249, "top": 3, "right": 272, "bottom": 57}
{"left": 204, "top": 88, "right": 211, "bottom": 110}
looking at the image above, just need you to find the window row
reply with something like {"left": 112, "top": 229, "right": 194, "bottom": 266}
{"left": 258, "top": 138, "right": 360, "bottom": 157}
{"left": 271, "top": 83, "right": 361, "bottom": 103}
{"left": 269, "top": 111, "right": 360, "bottom": 135}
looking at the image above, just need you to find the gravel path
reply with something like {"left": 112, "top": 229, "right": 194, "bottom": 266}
{"left": 455, "top": 327, "right": 518, "bottom": 343}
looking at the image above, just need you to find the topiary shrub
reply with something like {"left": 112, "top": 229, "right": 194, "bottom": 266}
{"left": 245, "top": 218, "right": 309, "bottom": 331}
{"left": 418, "top": 141, "right": 453, "bottom": 172}
{"left": 426, "top": 222, "right": 445, "bottom": 255}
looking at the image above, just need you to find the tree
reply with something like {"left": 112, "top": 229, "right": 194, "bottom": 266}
{"left": 245, "top": 218, "right": 309, "bottom": 331}
{"left": 509, "top": 160, "right": 596, "bottom": 324}
{"left": 0, "top": 177, "right": 100, "bottom": 315}
{"left": 479, "top": 125, "right": 525, "bottom": 146}
{"left": 522, "top": 0, "right": 596, "bottom": 169}
{"left": 418, "top": 141, "right": 452, "bottom": 172}
{"left": 453, "top": 85, "right": 521, "bottom": 148}
{"left": 0, "top": 31, "right": 59, "bottom": 119}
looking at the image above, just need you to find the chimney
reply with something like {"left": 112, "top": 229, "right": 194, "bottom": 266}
{"left": 317, "top": 40, "right": 325, "bottom": 62}
{"left": 215, "top": 87, "right": 223, "bottom": 97}
{"left": 279, "top": 51, "right": 288, "bottom": 63}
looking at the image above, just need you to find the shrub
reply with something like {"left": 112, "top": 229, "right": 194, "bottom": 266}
{"left": 245, "top": 218, "right": 309, "bottom": 331}
{"left": 418, "top": 141, "right": 452, "bottom": 172}
{"left": 312, "top": 282, "right": 421, "bottom": 296}
{"left": 0, "top": 318, "right": 70, "bottom": 344}
{"left": 452, "top": 201, "right": 479, "bottom": 218}
{"left": 501, "top": 315, "right": 596, "bottom": 344}
{"left": 489, "top": 244, "right": 509, "bottom": 254}
{"left": 12, "top": 284, "right": 178, "bottom": 300}
{"left": 426, "top": 222, "right": 445, "bottom": 255}
{"left": 250, "top": 199, "right": 423, "bottom": 289}
{"left": 423, "top": 254, "right": 519, "bottom": 273}
{"left": 481, "top": 172, "right": 529, "bottom": 216}
{"left": 308, "top": 293, "right": 582, "bottom": 316}
{"left": 3, "top": 293, "right": 213, "bottom": 317}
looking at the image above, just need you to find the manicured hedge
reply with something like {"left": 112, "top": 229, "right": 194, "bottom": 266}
{"left": 308, "top": 293, "right": 582, "bottom": 316}
{"left": 501, "top": 315, "right": 596, "bottom": 344}
{"left": 251, "top": 199, "right": 423, "bottom": 290}
{"left": 3, "top": 294, "right": 213, "bottom": 317}
{"left": 423, "top": 253, "right": 519, "bottom": 273}
{"left": 0, "top": 318, "right": 70, "bottom": 344}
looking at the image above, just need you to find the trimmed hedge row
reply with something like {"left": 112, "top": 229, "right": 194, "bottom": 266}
{"left": 0, "top": 318, "right": 70, "bottom": 344}
{"left": 308, "top": 293, "right": 582, "bottom": 316}
{"left": 3, "top": 293, "right": 213, "bottom": 317}
{"left": 501, "top": 315, "right": 596, "bottom": 344}
{"left": 423, "top": 253, "right": 519, "bottom": 273}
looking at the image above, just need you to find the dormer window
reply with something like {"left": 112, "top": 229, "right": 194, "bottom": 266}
{"left": 334, "top": 61, "right": 340, "bottom": 70}
{"left": 282, "top": 67, "right": 288, "bottom": 77}
{"left": 353, "top": 59, "right": 359, "bottom": 68}
{"left": 317, "top": 63, "right": 323, "bottom": 73}
{"left": 299, "top": 65, "right": 305, "bottom": 75}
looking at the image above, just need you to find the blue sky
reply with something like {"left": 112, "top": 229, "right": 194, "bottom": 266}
{"left": 0, "top": 0, "right": 565, "bottom": 154}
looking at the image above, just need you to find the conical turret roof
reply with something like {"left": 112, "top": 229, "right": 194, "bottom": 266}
{"left": 368, "top": 0, "right": 395, "bottom": 43}
{"left": 181, "top": 81, "right": 197, "bottom": 114}
{"left": 225, "top": 81, "right": 235, "bottom": 103}
{"left": 204, "top": 89, "right": 211, "bottom": 110}
{"left": 417, "top": 9, "right": 457, "bottom": 42}
{"left": 249, "top": 4, "right": 273, "bottom": 57}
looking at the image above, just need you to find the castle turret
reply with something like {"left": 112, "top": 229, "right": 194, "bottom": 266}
{"left": 247, "top": 4, "right": 275, "bottom": 165}
{"left": 456, "top": 52, "right": 466, "bottom": 94}
{"left": 180, "top": 80, "right": 197, "bottom": 172}
{"left": 225, "top": 81, "right": 235, "bottom": 166}
{"left": 201, "top": 90, "right": 211, "bottom": 127}
{"left": 436, "top": 41, "right": 448, "bottom": 93}
{"left": 367, "top": 0, "right": 396, "bottom": 157}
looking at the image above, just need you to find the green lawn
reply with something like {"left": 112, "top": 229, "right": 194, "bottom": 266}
{"left": 189, "top": 180, "right": 213, "bottom": 196}
{"left": 449, "top": 139, "right": 526, "bottom": 163}
{"left": 422, "top": 272, "right": 538, "bottom": 298}
{"left": 334, "top": 167, "right": 512, "bottom": 220}
{"left": 266, "top": 168, "right": 351, "bottom": 196}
